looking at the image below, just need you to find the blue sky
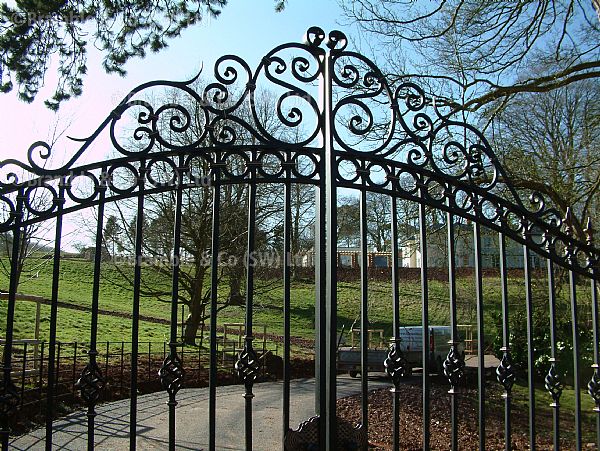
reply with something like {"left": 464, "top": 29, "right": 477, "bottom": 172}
{"left": 0, "top": 0, "right": 355, "bottom": 163}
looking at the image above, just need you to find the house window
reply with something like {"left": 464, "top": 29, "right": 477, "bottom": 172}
{"left": 339, "top": 254, "right": 352, "bottom": 268}
{"left": 373, "top": 255, "right": 388, "bottom": 268}
{"left": 491, "top": 254, "right": 500, "bottom": 268}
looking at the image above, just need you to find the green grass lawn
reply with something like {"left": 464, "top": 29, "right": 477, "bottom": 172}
{"left": 0, "top": 257, "right": 594, "bottom": 348}
{"left": 503, "top": 381, "right": 599, "bottom": 445}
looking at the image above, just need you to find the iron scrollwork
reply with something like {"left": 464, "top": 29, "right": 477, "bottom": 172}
{"left": 0, "top": 25, "right": 599, "bottom": 448}
{"left": 0, "top": 27, "right": 598, "bottom": 280}
{"left": 496, "top": 349, "right": 516, "bottom": 396}
{"left": 384, "top": 341, "right": 410, "bottom": 386}
{"left": 159, "top": 352, "right": 184, "bottom": 398}
{"left": 443, "top": 345, "right": 465, "bottom": 390}
{"left": 76, "top": 359, "right": 105, "bottom": 406}
{"left": 545, "top": 362, "right": 564, "bottom": 407}
{"left": 284, "top": 415, "right": 366, "bottom": 451}
{"left": 235, "top": 338, "right": 261, "bottom": 392}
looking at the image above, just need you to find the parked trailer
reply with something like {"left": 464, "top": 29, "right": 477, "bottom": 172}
{"left": 337, "top": 347, "right": 390, "bottom": 378}
{"left": 337, "top": 326, "right": 463, "bottom": 377}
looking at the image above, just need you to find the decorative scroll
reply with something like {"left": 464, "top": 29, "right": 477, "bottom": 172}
{"left": 76, "top": 361, "right": 105, "bottom": 405}
{"left": 0, "top": 27, "right": 597, "bottom": 277}
{"left": 545, "top": 363, "right": 564, "bottom": 406}
{"left": 496, "top": 350, "right": 515, "bottom": 394}
{"left": 284, "top": 415, "right": 367, "bottom": 451}
{"left": 235, "top": 341, "right": 260, "bottom": 390}
{"left": 443, "top": 346, "right": 465, "bottom": 389}
{"left": 384, "top": 342, "right": 410, "bottom": 386}
{"left": 159, "top": 353, "right": 184, "bottom": 397}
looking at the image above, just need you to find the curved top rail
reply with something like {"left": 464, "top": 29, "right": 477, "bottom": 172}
{"left": 0, "top": 26, "right": 598, "bottom": 277}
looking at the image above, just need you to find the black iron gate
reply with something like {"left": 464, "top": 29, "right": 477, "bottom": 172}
{"left": 1, "top": 27, "right": 599, "bottom": 450}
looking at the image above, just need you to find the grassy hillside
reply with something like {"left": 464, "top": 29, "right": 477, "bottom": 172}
{"left": 0, "top": 258, "right": 593, "bottom": 350}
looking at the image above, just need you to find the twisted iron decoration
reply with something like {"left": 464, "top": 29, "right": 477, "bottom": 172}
{"left": 589, "top": 368, "right": 600, "bottom": 412}
{"left": 384, "top": 342, "right": 410, "bottom": 386}
{"left": 545, "top": 363, "right": 564, "bottom": 407}
{"left": 496, "top": 351, "right": 516, "bottom": 395}
{"left": 76, "top": 361, "right": 105, "bottom": 405}
{"left": 235, "top": 340, "right": 260, "bottom": 391}
{"left": 443, "top": 346, "right": 465, "bottom": 389}
{"left": 159, "top": 352, "right": 184, "bottom": 397}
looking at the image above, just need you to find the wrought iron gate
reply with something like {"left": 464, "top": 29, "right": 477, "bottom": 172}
{"left": 1, "top": 27, "right": 599, "bottom": 450}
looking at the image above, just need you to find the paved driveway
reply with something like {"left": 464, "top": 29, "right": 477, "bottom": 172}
{"left": 11, "top": 375, "right": 392, "bottom": 450}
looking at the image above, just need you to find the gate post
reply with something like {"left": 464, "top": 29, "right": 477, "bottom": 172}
{"left": 322, "top": 34, "right": 338, "bottom": 451}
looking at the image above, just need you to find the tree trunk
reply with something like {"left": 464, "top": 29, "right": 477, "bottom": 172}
{"left": 228, "top": 264, "right": 245, "bottom": 305}
{"left": 183, "top": 313, "right": 198, "bottom": 345}
{"left": 182, "top": 267, "right": 206, "bottom": 345}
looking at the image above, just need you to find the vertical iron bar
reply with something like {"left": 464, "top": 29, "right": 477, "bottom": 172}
{"left": 359, "top": 186, "right": 369, "bottom": 448}
{"left": 129, "top": 161, "right": 146, "bottom": 450}
{"left": 72, "top": 343, "right": 77, "bottom": 398}
{"left": 84, "top": 171, "right": 106, "bottom": 451}
{"left": 323, "top": 41, "right": 338, "bottom": 451}
{"left": 546, "top": 258, "right": 561, "bottom": 450}
{"left": 242, "top": 158, "right": 258, "bottom": 451}
{"left": 314, "top": 182, "right": 327, "bottom": 449}
{"left": 1, "top": 190, "right": 23, "bottom": 451}
{"left": 523, "top": 244, "right": 536, "bottom": 451}
{"left": 209, "top": 159, "right": 222, "bottom": 451}
{"left": 45, "top": 180, "right": 65, "bottom": 451}
{"left": 55, "top": 342, "right": 61, "bottom": 392}
{"left": 585, "top": 211, "right": 600, "bottom": 446}
{"left": 164, "top": 155, "right": 185, "bottom": 451}
{"left": 589, "top": 273, "right": 600, "bottom": 449}
{"left": 39, "top": 341, "right": 45, "bottom": 415}
{"left": 446, "top": 210, "right": 460, "bottom": 451}
{"left": 390, "top": 196, "right": 401, "bottom": 451}
{"left": 473, "top": 220, "right": 485, "bottom": 450}
{"left": 282, "top": 169, "right": 292, "bottom": 448}
{"left": 419, "top": 191, "right": 430, "bottom": 449}
{"left": 569, "top": 268, "right": 582, "bottom": 451}
{"left": 498, "top": 233, "right": 513, "bottom": 451}
{"left": 120, "top": 341, "right": 125, "bottom": 394}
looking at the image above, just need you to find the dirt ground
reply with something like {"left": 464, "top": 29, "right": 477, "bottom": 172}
{"left": 336, "top": 380, "right": 586, "bottom": 450}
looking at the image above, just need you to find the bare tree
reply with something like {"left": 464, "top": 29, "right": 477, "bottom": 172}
{"left": 491, "top": 78, "right": 600, "bottom": 240}
{"left": 0, "top": 117, "right": 72, "bottom": 290}
{"left": 103, "top": 81, "right": 309, "bottom": 344}
{"left": 340, "top": 0, "right": 600, "bottom": 115}
{"left": 366, "top": 192, "right": 391, "bottom": 251}
{"left": 337, "top": 196, "right": 360, "bottom": 248}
